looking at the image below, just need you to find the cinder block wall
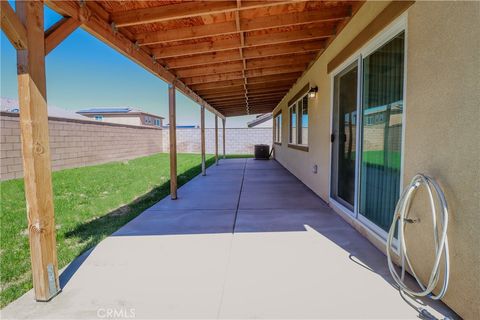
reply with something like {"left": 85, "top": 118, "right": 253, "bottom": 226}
{"left": 1, "top": 112, "right": 273, "bottom": 181}
{"left": 162, "top": 128, "right": 272, "bottom": 154}
{"left": 0, "top": 112, "right": 163, "bottom": 180}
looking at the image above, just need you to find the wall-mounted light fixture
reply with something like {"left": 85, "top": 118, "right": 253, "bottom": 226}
{"left": 308, "top": 86, "right": 318, "bottom": 98}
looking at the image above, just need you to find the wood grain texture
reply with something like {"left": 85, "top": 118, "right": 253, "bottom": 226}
{"left": 15, "top": 0, "right": 60, "bottom": 301}
{"left": 1, "top": 1, "right": 27, "bottom": 49}
{"left": 168, "top": 83, "right": 177, "bottom": 199}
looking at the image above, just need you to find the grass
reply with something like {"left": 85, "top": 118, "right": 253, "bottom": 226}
{"left": 0, "top": 153, "right": 251, "bottom": 307}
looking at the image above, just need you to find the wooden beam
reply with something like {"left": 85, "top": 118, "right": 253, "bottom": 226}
{"left": 200, "top": 106, "right": 206, "bottom": 176}
{"left": 215, "top": 115, "right": 219, "bottom": 165}
{"left": 168, "top": 83, "right": 177, "bottom": 200}
{"left": 327, "top": 1, "right": 415, "bottom": 73}
{"left": 15, "top": 0, "right": 60, "bottom": 301}
{"left": 247, "top": 72, "right": 301, "bottom": 84}
{"left": 189, "top": 72, "right": 300, "bottom": 90}
{"left": 1, "top": 1, "right": 27, "bottom": 49}
{"left": 112, "top": 1, "right": 303, "bottom": 28}
{"left": 44, "top": 17, "right": 81, "bottom": 55}
{"left": 136, "top": 6, "right": 349, "bottom": 46}
{"left": 151, "top": 37, "right": 241, "bottom": 59}
{"left": 240, "top": 5, "right": 351, "bottom": 31}
{"left": 137, "top": 20, "right": 238, "bottom": 46}
{"left": 184, "top": 65, "right": 305, "bottom": 85}
{"left": 183, "top": 71, "right": 244, "bottom": 85}
{"left": 174, "top": 61, "right": 243, "bottom": 78}
{"left": 45, "top": 0, "right": 225, "bottom": 120}
{"left": 246, "top": 23, "right": 335, "bottom": 47}
{"left": 206, "top": 91, "right": 286, "bottom": 101}
{"left": 246, "top": 53, "right": 316, "bottom": 70}
{"left": 190, "top": 79, "right": 246, "bottom": 91}
{"left": 243, "top": 40, "right": 325, "bottom": 59}
{"left": 165, "top": 50, "right": 242, "bottom": 69}
{"left": 245, "top": 64, "right": 308, "bottom": 78}
{"left": 199, "top": 85, "right": 290, "bottom": 99}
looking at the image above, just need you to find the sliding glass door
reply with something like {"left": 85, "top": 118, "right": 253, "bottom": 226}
{"left": 331, "top": 62, "right": 358, "bottom": 210}
{"left": 359, "top": 32, "right": 405, "bottom": 232}
{"left": 330, "top": 25, "right": 406, "bottom": 236}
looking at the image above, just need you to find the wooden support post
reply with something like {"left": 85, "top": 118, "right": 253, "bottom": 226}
{"left": 200, "top": 106, "right": 206, "bottom": 176}
{"left": 215, "top": 115, "right": 219, "bottom": 165}
{"left": 222, "top": 118, "right": 226, "bottom": 159}
{"left": 15, "top": 0, "right": 60, "bottom": 301}
{"left": 168, "top": 83, "right": 177, "bottom": 200}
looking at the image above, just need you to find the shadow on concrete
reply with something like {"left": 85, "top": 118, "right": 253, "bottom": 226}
{"left": 60, "top": 158, "right": 459, "bottom": 319}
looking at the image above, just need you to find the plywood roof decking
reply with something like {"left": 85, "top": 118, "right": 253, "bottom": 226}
{"left": 53, "top": 1, "right": 364, "bottom": 117}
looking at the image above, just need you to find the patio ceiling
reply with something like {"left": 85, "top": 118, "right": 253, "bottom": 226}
{"left": 47, "top": 0, "right": 364, "bottom": 117}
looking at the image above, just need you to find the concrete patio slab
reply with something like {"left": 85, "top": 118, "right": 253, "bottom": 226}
{"left": 1, "top": 158, "right": 458, "bottom": 319}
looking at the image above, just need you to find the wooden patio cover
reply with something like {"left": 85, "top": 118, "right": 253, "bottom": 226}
{"left": 46, "top": 0, "right": 363, "bottom": 117}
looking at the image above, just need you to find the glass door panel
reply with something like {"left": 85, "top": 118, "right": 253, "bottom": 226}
{"left": 359, "top": 32, "right": 405, "bottom": 231}
{"left": 331, "top": 61, "right": 358, "bottom": 210}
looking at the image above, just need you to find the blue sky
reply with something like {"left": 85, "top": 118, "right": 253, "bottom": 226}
{"left": 0, "top": 5, "right": 256, "bottom": 128}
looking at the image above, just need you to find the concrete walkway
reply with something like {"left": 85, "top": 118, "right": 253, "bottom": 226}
{"left": 2, "top": 159, "right": 457, "bottom": 319}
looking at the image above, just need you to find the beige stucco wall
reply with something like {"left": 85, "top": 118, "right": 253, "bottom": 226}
{"left": 272, "top": 1, "right": 480, "bottom": 318}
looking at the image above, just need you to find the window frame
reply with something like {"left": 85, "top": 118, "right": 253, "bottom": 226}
{"left": 274, "top": 112, "right": 282, "bottom": 144}
{"left": 288, "top": 91, "right": 309, "bottom": 151}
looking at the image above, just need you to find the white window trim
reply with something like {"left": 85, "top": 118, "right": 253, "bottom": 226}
{"left": 328, "top": 13, "right": 408, "bottom": 247}
{"left": 288, "top": 92, "right": 309, "bottom": 147}
{"left": 274, "top": 113, "right": 282, "bottom": 143}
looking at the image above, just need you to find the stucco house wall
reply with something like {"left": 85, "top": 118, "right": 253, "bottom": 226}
{"left": 272, "top": 1, "right": 479, "bottom": 318}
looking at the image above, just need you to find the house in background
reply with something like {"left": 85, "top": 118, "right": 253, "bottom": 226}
{"left": 77, "top": 107, "right": 164, "bottom": 127}
{"left": 1, "top": 97, "right": 89, "bottom": 120}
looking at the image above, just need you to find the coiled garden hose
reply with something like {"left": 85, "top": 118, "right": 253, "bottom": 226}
{"left": 386, "top": 174, "right": 450, "bottom": 300}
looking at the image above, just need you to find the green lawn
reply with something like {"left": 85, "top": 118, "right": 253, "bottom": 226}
{"left": 0, "top": 153, "right": 254, "bottom": 307}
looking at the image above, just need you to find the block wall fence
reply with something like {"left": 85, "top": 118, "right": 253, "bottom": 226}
{"left": 0, "top": 112, "right": 272, "bottom": 181}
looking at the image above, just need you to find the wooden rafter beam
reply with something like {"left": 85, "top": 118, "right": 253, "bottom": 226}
{"left": 189, "top": 72, "right": 301, "bottom": 90}
{"left": 45, "top": 0, "right": 225, "bottom": 120}
{"left": 215, "top": 98, "right": 278, "bottom": 105}
{"left": 164, "top": 39, "right": 325, "bottom": 69}
{"left": 246, "top": 52, "right": 315, "bottom": 70}
{"left": 245, "top": 23, "right": 335, "bottom": 47}
{"left": 165, "top": 50, "right": 242, "bottom": 69}
{"left": 150, "top": 23, "right": 333, "bottom": 59}
{"left": 184, "top": 64, "right": 306, "bottom": 85}
{"left": 173, "top": 52, "right": 314, "bottom": 78}
{"left": 197, "top": 80, "right": 294, "bottom": 96}
{"left": 199, "top": 87, "right": 291, "bottom": 100}
{"left": 112, "top": 1, "right": 305, "bottom": 28}
{"left": 45, "top": 17, "right": 81, "bottom": 55}
{"left": 0, "top": 1, "right": 27, "bottom": 49}
{"left": 174, "top": 61, "right": 243, "bottom": 78}
{"left": 205, "top": 93, "right": 287, "bottom": 103}
{"left": 205, "top": 90, "right": 287, "bottom": 100}
{"left": 243, "top": 40, "right": 325, "bottom": 59}
{"left": 136, "top": 6, "right": 349, "bottom": 46}
{"left": 151, "top": 37, "right": 240, "bottom": 59}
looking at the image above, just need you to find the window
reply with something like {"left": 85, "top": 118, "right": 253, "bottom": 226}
{"left": 289, "top": 105, "right": 297, "bottom": 144}
{"left": 154, "top": 119, "right": 161, "bottom": 127}
{"left": 94, "top": 115, "right": 103, "bottom": 121}
{"left": 289, "top": 93, "right": 309, "bottom": 146}
{"left": 274, "top": 113, "right": 282, "bottom": 143}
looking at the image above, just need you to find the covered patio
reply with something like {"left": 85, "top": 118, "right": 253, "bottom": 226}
{"left": 2, "top": 159, "right": 456, "bottom": 319}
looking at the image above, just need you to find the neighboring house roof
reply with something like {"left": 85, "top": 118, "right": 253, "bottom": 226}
{"left": 77, "top": 107, "right": 164, "bottom": 119}
{"left": 247, "top": 113, "right": 273, "bottom": 128}
{"left": 1, "top": 97, "right": 90, "bottom": 120}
